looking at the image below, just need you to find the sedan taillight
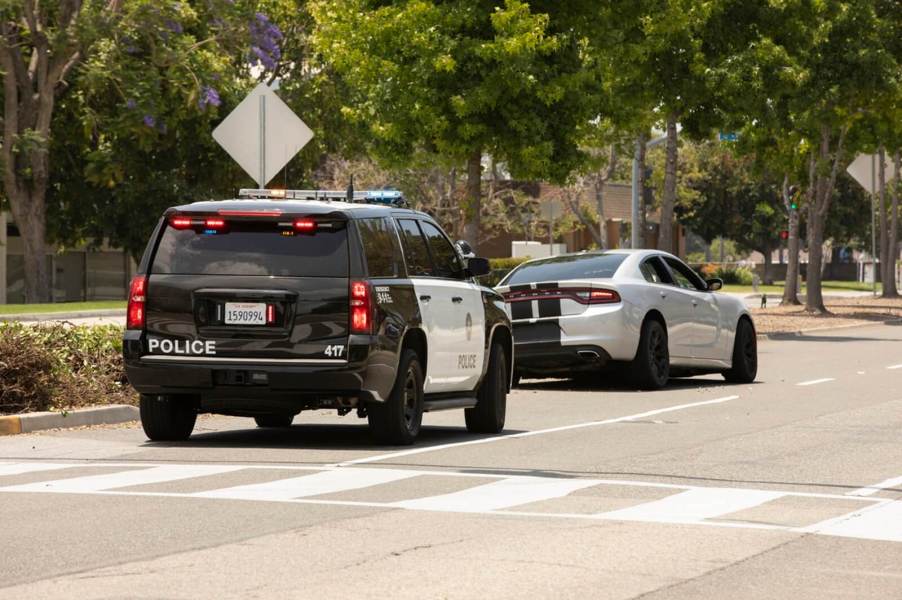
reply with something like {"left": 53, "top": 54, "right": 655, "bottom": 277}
{"left": 502, "top": 287, "right": 620, "bottom": 305}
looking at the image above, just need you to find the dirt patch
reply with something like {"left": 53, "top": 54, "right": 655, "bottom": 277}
{"left": 752, "top": 296, "right": 902, "bottom": 334}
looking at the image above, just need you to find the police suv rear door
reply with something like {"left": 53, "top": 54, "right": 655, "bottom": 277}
{"left": 143, "top": 209, "right": 351, "bottom": 364}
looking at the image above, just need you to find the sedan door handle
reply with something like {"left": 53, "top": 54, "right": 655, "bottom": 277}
{"left": 691, "top": 300, "right": 698, "bottom": 306}
{"left": 659, "top": 291, "right": 667, "bottom": 298}
{"left": 451, "top": 296, "right": 464, "bottom": 303}
{"left": 419, "top": 294, "right": 432, "bottom": 302}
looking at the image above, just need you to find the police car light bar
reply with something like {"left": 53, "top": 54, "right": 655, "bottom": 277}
{"left": 238, "top": 189, "right": 407, "bottom": 207}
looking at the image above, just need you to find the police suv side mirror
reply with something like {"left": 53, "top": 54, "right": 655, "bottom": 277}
{"left": 455, "top": 240, "right": 476, "bottom": 259}
{"left": 466, "top": 257, "right": 491, "bottom": 278}
{"left": 706, "top": 278, "right": 723, "bottom": 291}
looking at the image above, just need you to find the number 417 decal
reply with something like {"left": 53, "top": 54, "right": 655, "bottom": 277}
{"left": 324, "top": 345, "right": 345, "bottom": 358}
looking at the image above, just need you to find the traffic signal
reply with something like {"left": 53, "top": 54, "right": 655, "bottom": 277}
{"left": 780, "top": 230, "right": 789, "bottom": 240}
{"left": 788, "top": 185, "right": 800, "bottom": 210}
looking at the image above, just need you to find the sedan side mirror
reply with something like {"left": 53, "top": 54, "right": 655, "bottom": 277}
{"left": 466, "top": 257, "right": 491, "bottom": 277}
{"left": 706, "top": 278, "right": 723, "bottom": 291}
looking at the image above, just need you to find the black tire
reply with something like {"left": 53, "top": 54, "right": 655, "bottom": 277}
{"left": 140, "top": 394, "right": 197, "bottom": 441}
{"left": 631, "top": 319, "right": 670, "bottom": 390}
{"left": 367, "top": 349, "right": 424, "bottom": 445}
{"left": 466, "top": 343, "right": 508, "bottom": 434}
{"left": 723, "top": 318, "right": 757, "bottom": 383}
{"left": 254, "top": 414, "right": 294, "bottom": 428}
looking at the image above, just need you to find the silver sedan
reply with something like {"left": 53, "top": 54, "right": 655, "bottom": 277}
{"left": 495, "top": 249, "right": 757, "bottom": 389}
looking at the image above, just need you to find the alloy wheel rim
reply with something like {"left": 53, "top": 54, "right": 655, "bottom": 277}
{"left": 650, "top": 328, "right": 668, "bottom": 378}
{"left": 403, "top": 369, "right": 418, "bottom": 430}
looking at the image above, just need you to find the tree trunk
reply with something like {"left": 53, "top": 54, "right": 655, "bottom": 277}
{"left": 635, "top": 133, "right": 648, "bottom": 248}
{"left": 7, "top": 190, "right": 50, "bottom": 302}
{"left": 782, "top": 175, "right": 801, "bottom": 305}
{"left": 886, "top": 149, "right": 901, "bottom": 297}
{"left": 762, "top": 243, "right": 773, "bottom": 285}
{"left": 659, "top": 115, "right": 678, "bottom": 253}
{"left": 463, "top": 149, "right": 482, "bottom": 252}
{"left": 594, "top": 146, "right": 617, "bottom": 250}
{"left": 805, "top": 125, "right": 847, "bottom": 314}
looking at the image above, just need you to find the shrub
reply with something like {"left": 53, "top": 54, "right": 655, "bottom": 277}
{"left": 715, "top": 265, "right": 754, "bottom": 285}
{"left": 485, "top": 257, "right": 531, "bottom": 287}
{"left": 0, "top": 323, "right": 134, "bottom": 415}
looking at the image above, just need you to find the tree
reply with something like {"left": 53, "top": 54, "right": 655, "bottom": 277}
{"left": 0, "top": 0, "right": 116, "bottom": 302}
{"left": 310, "top": 0, "right": 600, "bottom": 252}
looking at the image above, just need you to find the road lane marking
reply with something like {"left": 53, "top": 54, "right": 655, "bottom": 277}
{"left": 337, "top": 395, "right": 741, "bottom": 467}
{"left": 595, "top": 488, "right": 785, "bottom": 524}
{"left": 796, "top": 378, "right": 835, "bottom": 386}
{"left": 393, "top": 476, "right": 599, "bottom": 512}
{"left": 847, "top": 475, "right": 902, "bottom": 497}
{"left": 802, "top": 500, "right": 902, "bottom": 542}
{"left": 0, "top": 464, "right": 243, "bottom": 493}
{"left": 0, "top": 462, "right": 79, "bottom": 477}
{"left": 192, "top": 467, "right": 419, "bottom": 501}
{"left": 887, "top": 364, "right": 902, "bottom": 370}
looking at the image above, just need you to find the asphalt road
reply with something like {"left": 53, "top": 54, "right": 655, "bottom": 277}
{"left": 2, "top": 323, "right": 902, "bottom": 599}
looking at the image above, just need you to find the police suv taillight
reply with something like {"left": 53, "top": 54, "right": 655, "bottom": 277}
{"left": 127, "top": 275, "right": 147, "bottom": 330}
{"left": 350, "top": 280, "right": 372, "bottom": 334}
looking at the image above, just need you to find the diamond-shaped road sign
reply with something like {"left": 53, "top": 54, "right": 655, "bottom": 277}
{"left": 846, "top": 153, "right": 899, "bottom": 195}
{"left": 212, "top": 83, "right": 314, "bottom": 188}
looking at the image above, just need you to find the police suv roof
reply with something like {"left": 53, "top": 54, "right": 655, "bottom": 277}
{"left": 168, "top": 199, "right": 423, "bottom": 219}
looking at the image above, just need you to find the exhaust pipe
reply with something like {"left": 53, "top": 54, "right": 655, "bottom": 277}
{"left": 578, "top": 350, "right": 600, "bottom": 361}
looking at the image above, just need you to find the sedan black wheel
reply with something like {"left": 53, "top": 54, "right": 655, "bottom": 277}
{"left": 631, "top": 319, "right": 670, "bottom": 390}
{"left": 723, "top": 318, "right": 757, "bottom": 383}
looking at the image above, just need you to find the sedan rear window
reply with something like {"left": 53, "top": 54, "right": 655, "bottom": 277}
{"left": 151, "top": 220, "right": 348, "bottom": 277}
{"left": 504, "top": 253, "right": 627, "bottom": 286}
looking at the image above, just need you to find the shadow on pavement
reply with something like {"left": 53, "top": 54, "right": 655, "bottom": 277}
{"left": 142, "top": 423, "right": 525, "bottom": 452}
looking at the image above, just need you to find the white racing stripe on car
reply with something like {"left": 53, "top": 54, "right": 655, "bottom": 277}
{"left": 595, "top": 488, "right": 785, "bottom": 524}
{"left": 0, "top": 464, "right": 243, "bottom": 493}
{"left": 191, "top": 467, "right": 420, "bottom": 501}
{"left": 336, "top": 395, "right": 741, "bottom": 467}
{"left": 393, "top": 476, "right": 599, "bottom": 512}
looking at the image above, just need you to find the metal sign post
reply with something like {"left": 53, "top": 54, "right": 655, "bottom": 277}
{"left": 847, "top": 153, "right": 899, "bottom": 296}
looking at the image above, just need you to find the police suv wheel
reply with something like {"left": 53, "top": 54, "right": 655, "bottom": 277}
{"left": 139, "top": 394, "right": 197, "bottom": 441}
{"left": 723, "top": 319, "right": 757, "bottom": 383}
{"left": 254, "top": 414, "right": 294, "bottom": 428}
{"left": 367, "top": 349, "right": 424, "bottom": 445}
{"left": 631, "top": 319, "right": 669, "bottom": 390}
{"left": 466, "top": 343, "right": 507, "bottom": 434}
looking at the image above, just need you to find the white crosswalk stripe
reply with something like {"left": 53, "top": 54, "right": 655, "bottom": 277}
{"left": 0, "top": 464, "right": 243, "bottom": 493}
{"left": 596, "top": 488, "right": 786, "bottom": 524}
{"left": 394, "top": 476, "right": 600, "bottom": 512}
{"left": 803, "top": 500, "right": 902, "bottom": 542}
{"left": 0, "top": 462, "right": 79, "bottom": 477}
{"left": 193, "top": 467, "right": 419, "bottom": 501}
{"left": 2, "top": 461, "right": 902, "bottom": 544}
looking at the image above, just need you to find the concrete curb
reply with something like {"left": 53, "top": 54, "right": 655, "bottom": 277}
{"left": 0, "top": 309, "right": 126, "bottom": 322}
{"left": 757, "top": 317, "right": 902, "bottom": 341}
{"left": 0, "top": 405, "right": 139, "bottom": 436}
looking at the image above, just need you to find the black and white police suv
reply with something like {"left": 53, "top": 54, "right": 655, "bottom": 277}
{"left": 123, "top": 189, "right": 513, "bottom": 445}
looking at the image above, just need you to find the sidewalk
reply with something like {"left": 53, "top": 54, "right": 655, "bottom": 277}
{"left": 724, "top": 290, "right": 873, "bottom": 309}
{"left": 0, "top": 309, "right": 126, "bottom": 327}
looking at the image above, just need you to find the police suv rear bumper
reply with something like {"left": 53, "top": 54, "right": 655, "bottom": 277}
{"left": 123, "top": 331, "right": 396, "bottom": 403}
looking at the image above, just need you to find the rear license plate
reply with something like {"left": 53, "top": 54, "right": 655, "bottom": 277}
{"left": 224, "top": 302, "right": 266, "bottom": 325}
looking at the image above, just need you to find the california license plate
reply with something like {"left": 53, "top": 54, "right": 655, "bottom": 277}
{"left": 224, "top": 302, "right": 266, "bottom": 325}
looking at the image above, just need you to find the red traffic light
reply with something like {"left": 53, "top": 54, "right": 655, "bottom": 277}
{"left": 780, "top": 230, "right": 789, "bottom": 240}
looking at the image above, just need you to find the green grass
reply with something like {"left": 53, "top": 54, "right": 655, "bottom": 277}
{"left": 0, "top": 300, "right": 126, "bottom": 315}
{"left": 721, "top": 280, "right": 881, "bottom": 294}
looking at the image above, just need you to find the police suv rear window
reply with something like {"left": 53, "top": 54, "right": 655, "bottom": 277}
{"left": 505, "top": 253, "right": 627, "bottom": 285}
{"left": 151, "top": 219, "right": 348, "bottom": 277}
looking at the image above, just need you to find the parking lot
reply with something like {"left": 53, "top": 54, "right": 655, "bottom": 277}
{"left": 1, "top": 323, "right": 902, "bottom": 599}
